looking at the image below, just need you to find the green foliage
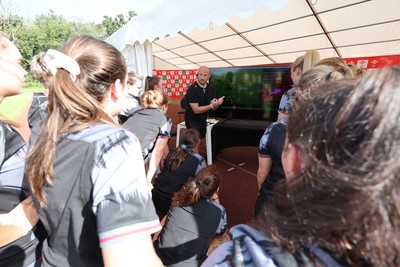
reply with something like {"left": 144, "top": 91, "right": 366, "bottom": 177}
{"left": 101, "top": 11, "right": 137, "bottom": 37}
{"left": 0, "top": 5, "right": 139, "bottom": 120}
{"left": 0, "top": 7, "right": 137, "bottom": 75}
{"left": 0, "top": 13, "right": 23, "bottom": 41}
{"left": 70, "top": 22, "right": 107, "bottom": 40}
{"left": 0, "top": 0, "right": 24, "bottom": 41}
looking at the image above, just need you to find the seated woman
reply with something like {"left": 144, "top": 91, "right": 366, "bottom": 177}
{"left": 123, "top": 90, "right": 172, "bottom": 184}
{"left": 154, "top": 165, "right": 227, "bottom": 267}
{"left": 204, "top": 66, "right": 400, "bottom": 266}
{"left": 152, "top": 128, "right": 206, "bottom": 219}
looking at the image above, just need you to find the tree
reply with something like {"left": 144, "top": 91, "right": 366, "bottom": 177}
{"left": 0, "top": 8, "right": 138, "bottom": 72}
{"left": 14, "top": 10, "right": 72, "bottom": 69}
{"left": 0, "top": 0, "right": 23, "bottom": 41}
{"left": 101, "top": 10, "right": 137, "bottom": 37}
{"left": 70, "top": 22, "right": 107, "bottom": 40}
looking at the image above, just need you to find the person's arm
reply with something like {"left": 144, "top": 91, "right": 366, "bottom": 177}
{"left": 147, "top": 137, "right": 169, "bottom": 183}
{"left": 102, "top": 234, "right": 162, "bottom": 267}
{"left": 0, "top": 196, "right": 39, "bottom": 246}
{"left": 217, "top": 96, "right": 225, "bottom": 106}
{"left": 0, "top": 225, "right": 25, "bottom": 247}
{"left": 152, "top": 215, "right": 167, "bottom": 242}
{"left": 189, "top": 102, "right": 215, "bottom": 114}
{"left": 257, "top": 156, "right": 272, "bottom": 190}
{"left": 209, "top": 196, "right": 228, "bottom": 236}
{"left": 92, "top": 129, "right": 162, "bottom": 265}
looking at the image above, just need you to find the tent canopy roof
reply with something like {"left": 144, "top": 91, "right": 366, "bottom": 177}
{"left": 107, "top": 0, "right": 400, "bottom": 70}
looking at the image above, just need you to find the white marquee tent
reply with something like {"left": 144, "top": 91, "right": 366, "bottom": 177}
{"left": 106, "top": 0, "right": 400, "bottom": 76}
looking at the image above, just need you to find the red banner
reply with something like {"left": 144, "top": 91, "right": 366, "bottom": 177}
{"left": 343, "top": 55, "right": 400, "bottom": 69}
{"left": 153, "top": 69, "right": 197, "bottom": 99}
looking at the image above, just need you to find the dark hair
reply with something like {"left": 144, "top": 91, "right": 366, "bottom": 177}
{"left": 145, "top": 76, "right": 161, "bottom": 91}
{"left": 27, "top": 35, "right": 127, "bottom": 205}
{"left": 257, "top": 66, "right": 400, "bottom": 266}
{"left": 171, "top": 165, "right": 220, "bottom": 207}
{"left": 164, "top": 128, "right": 200, "bottom": 171}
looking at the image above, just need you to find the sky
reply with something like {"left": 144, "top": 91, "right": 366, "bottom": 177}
{"left": 11, "top": 0, "right": 165, "bottom": 23}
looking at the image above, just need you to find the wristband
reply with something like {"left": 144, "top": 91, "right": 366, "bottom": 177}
{"left": 210, "top": 103, "right": 213, "bottom": 109}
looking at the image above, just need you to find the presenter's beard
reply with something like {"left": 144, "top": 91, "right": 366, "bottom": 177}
{"left": 198, "top": 79, "right": 207, "bottom": 86}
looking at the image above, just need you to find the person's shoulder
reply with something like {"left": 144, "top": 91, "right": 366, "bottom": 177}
{"left": 187, "top": 81, "right": 201, "bottom": 92}
{"left": 197, "top": 198, "right": 222, "bottom": 213}
{"left": 188, "top": 150, "right": 204, "bottom": 161}
{"left": 261, "top": 120, "right": 286, "bottom": 148}
{"left": 206, "top": 198, "right": 225, "bottom": 212}
{"left": 203, "top": 224, "right": 298, "bottom": 267}
{"left": 189, "top": 81, "right": 198, "bottom": 87}
{"left": 67, "top": 124, "right": 135, "bottom": 144}
{"left": 268, "top": 118, "right": 287, "bottom": 130}
{"left": 146, "top": 109, "right": 170, "bottom": 123}
{"left": 284, "top": 86, "right": 298, "bottom": 96}
{"left": 0, "top": 121, "right": 6, "bottom": 134}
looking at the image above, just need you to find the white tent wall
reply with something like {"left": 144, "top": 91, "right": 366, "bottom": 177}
{"left": 107, "top": 0, "right": 400, "bottom": 71}
{"left": 122, "top": 40, "right": 153, "bottom": 77}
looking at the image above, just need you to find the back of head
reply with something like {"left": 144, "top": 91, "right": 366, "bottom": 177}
{"left": 59, "top": 35, "right": 127, "bottom": 104}
{"left": 30, "top": 52, "right": 52, "bottom": 87}
{"left": 261, "top": 66, "right": 400, "bottom": 265}
{"left": 40, "top": 35, "right": 127, "bottom": 127}
{"left": 298, "top": 65, "right": 350, "bottom": 94}
{"left": 145, "top": 76, "right": 161, "bottom": 91}
{"left": 292, "top": 50, "right": 320, "bottom": 72}
{"left": 292, "top": 66, "right": 400, "bottom": 173}
{"left": 141, "top": 90, "right": 168, "bottom": 109}
{"left": 347, "top": 63, "right": 368, "bottom": 77}
{"left": 171, "top": 165, "right": 220, "bottom": 207}
{"left": 182, "top": 128, "right": 200, "bottom": 148}
{"left": 164, "top": 128, "right": 200, "bottom": 171}
{"left": 315, "top": 57, "right": 355, "bottom": 77}
{"left": 27, "top": 35, "right": 127, "bottom": 205}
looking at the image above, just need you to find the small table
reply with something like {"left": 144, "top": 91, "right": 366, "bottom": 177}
{"left": 176, "top": 118, "right": 219, "bottom": 165}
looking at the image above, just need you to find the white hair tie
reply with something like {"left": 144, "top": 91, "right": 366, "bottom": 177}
{"left": 44, "top": 49, "right": 80, "bottom": 81}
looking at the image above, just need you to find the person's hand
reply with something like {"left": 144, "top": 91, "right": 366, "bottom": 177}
{"left": 217, "top": 96, "right": 225, "bottom": 106}
{"left": 210, "top": 99, "right": 219, "bottom": 110}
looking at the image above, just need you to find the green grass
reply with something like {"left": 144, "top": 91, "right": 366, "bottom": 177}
{"left": 0, "top": 83, "right": 44, "bottom": 121}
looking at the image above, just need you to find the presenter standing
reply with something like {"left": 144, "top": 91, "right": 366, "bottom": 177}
{"left": 184, "top": 66, "right": 224, "bottom": 138}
